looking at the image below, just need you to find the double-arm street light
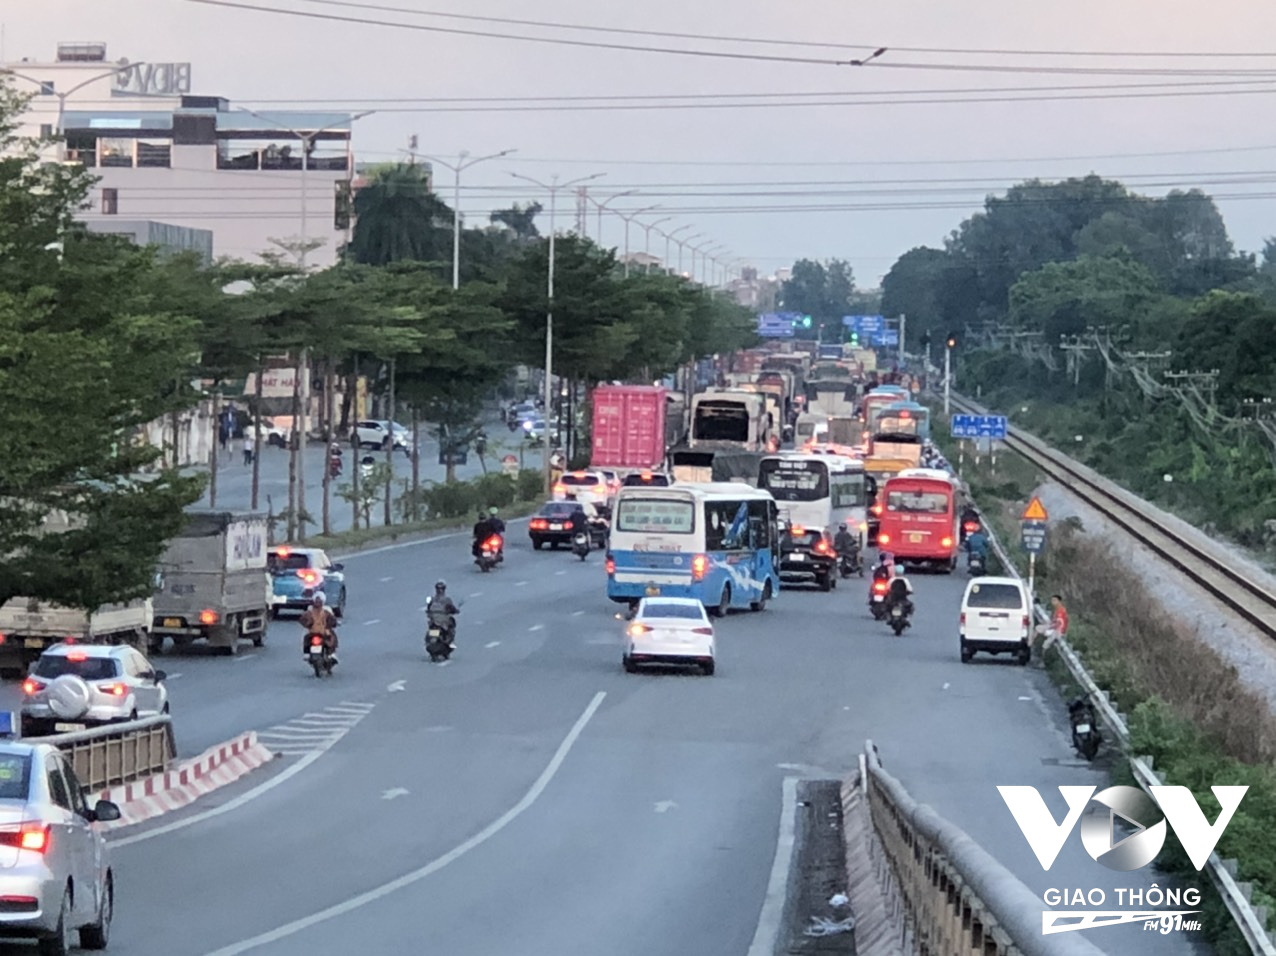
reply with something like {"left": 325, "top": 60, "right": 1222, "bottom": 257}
{"left": 591, "top": 190, "right": 637, "bottom": 245}
{"left": 510, "top": 171, "right": 605, "bottom": 492}
{"left": 640, "top": 217, "right": 673, "bottom": 274}
{"left": 3, "top": 62, "right": 144, "bottom": 137}
{"left": 420, "top": 148, "right": 516, "bottom": 289}
{"left": 676, "top": 233, "right": 704, "bottom": 275}
{"left": 616, "top": 204, "right": 661, "bottom": 277}
{"left": 663, "top": 224, "right": 694, "bottom": 275}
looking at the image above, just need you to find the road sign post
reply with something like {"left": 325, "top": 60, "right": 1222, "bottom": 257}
{"left": 1020, "top": 496, "right": 1049, "bottom": 598}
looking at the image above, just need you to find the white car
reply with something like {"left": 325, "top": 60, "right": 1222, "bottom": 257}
{"left": 245, "top": 416, "right": 290, "bottom": 448}
{"left": 623, "top": 597, "right": 716, "bottom": 676}
{"left": 21, "top": 644, "right": 170, "bottom": 736}
{"left": 355, "top": 420, "right": 413, "bottom": 452}
{"left": 0, "top": 733, "right": 119, "bottom": 952}
{"left": 959, "top": 576, "right": 1032, "bottom": 665}
{"left": 552, "top": 470, "right": 612, "bottom": 510}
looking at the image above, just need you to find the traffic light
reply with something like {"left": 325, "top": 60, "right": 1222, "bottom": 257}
{"left": 850, "top": 331, "right": 859, "bottom": 347}
{"left": 919, "top": 331, "right": 930, "bottom": 349}
{"left": 802, "top": 315, "right": 812, "bottom": 328}
{"left": 946, "top": 331, "right": 957, "bottom": 349}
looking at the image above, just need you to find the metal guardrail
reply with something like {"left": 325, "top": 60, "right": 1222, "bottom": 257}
{"left": 970, "top": 457, "right": 1276, "bottom": 956}
{"left": 861, "top": 741, "right": 1107, "bottom": 956}
{"left": 34, "top": 716, "right": 177, "bottom": 793}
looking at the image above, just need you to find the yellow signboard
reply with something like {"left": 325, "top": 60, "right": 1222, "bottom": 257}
{"left": 1021, "top": 497, "right": 1049, "bottom": 522}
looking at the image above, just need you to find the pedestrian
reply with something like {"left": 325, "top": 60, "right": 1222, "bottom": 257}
{"left": 219, "top": 423, "right": 230, "bottom": 456}
{"left": 1035, "top": 594, "right": 1070, "bottom": 653}
{"left": 243, "top": 435, "right": 254, "bottom": 466}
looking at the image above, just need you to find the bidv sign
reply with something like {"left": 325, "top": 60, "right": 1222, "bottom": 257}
{"left": 999, "top": 784, "right": 1247, "bottom": 871}
{"left": 113, "top": 62, "right": 192, "bottom": 97}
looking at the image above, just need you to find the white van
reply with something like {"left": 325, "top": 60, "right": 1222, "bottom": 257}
{"left": 959, "top": 576, "right": 1032, "bottom": 664}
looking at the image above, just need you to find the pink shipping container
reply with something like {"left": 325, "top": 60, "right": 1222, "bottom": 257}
{"left": 590, "top": 385, "right": 668, "bottom": 469}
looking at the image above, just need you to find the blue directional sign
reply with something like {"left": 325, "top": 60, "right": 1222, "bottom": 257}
{"left": 950, "top": 414, "right": 1007, "bottom": 439}
{"left": 872, "top": 329, "right": 899, "bottom": 347}
{"left": 951, "top": 414, "right": 979, "bottom": 438}
{"left": 977, "top": 415, "right": 1008, "bottom": 439}
{"left": 757, "top": 313, "right": 796, "bottom": 338}
{"left": 842, "top": 314, "right": 885, "bottom": 334}
{"left": 1021, "top": 520, "right": 1047, "bottom": 554}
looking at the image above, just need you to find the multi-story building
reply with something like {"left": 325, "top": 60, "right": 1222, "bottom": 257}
{"left": 4, "top": 42, "right": 357, "bottom": 268}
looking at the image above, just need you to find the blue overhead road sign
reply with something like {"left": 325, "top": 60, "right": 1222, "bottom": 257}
{"left": 757, "top": 313, "right": 796, "bottom": 338}
{"left": 951, "top": 414, "right": 1007, "bottom": 439}
{"left": 951, "top": 414, "right": 979, "bottom": 438}
{"left": 842, "top": 314, "right": 884, "bottom": 334}
{"left": 977, "top": 415, "right": 1008, "bottom": 439}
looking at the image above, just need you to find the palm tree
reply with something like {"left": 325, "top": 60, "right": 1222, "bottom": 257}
{"left": 347, "top": 163, "right": 453, "bottom": 265}
{"left": 489, "top": 202, "right": 542, "bottom": 241}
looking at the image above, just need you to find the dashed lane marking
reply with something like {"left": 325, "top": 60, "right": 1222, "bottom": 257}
{"left": 515, "top": 580, "right": 529, "bottom": 587}
{"left": 485, "top": 641, "right": 500, "bottom": 648}
{"left": 572, "top": 610, "right": 585, "bottom": 617}
{"left": 529, "top": 624, "right": 544, "bottom": 632}
{"left": 379, "top": 576, "right": 394, "bottom": 582}
{"left": 363, "top": 619, "right": 381, "bottom": 626}
{"left": 255, "top": 702, "right": 375, "bottom": 757}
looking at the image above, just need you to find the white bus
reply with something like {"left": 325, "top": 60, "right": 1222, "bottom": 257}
{"left": 758, "top": 453, "right": 869, "bottom": 547}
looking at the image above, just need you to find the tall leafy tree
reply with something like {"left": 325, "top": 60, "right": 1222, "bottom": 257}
{"left": 346, "top": 163, "right": 452, "bottom": 267}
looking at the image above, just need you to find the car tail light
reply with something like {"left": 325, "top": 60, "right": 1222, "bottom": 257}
{"left": 0, "top": 632, "right": 5, "bottom": 645}
{"left": 691, "top": 627, "right": 713, "bottom": 636}
{"left": 21, "top": 679, "right": 43, "bottom": 696}
{"left": 0, "top": 824, "right": 50, "bottom": 854}
{"left": 484, "top": 535, "right": 503, "bottom": 550}
{"left": 960, "top": 612, "right": 967, "bottom": 626}
{"left": 274, "top": 547, "right": 291, "bottom": 558}
{"left": 941, "top": 536, "right": 953, "bottom": 549}
{"left": 790, "top": 525, "right": 806, "bottom": 536}
{"left": 199, "top": 609, "right": 219, "bottom": 625}
{"left": 628, "top": 624, "right": 652, "bottom": 637}
{"left": 871, "top": 504, "right": 882, "bottom": 516}
{"left": 1022, "top": 615, "right": 1031, "bottom": 629}
{"left": 530, "top": 519, "right": 548, "bottom": 530}
{"left": 878, "top": 533, "right": 890, "bottom": 544}
{"left": 296, "top": 569, "right": 320, "bottom": 586}
{"left": 605, "top": 556, "right": 615, "bottom": 575}
{"left": 813, "top": 539, "right": 833, "bottom": 556}
{"left": 691, "top": 555, "right": 708, "bottom": 581}
{"left": 99, "top": 683, "right": 128, "bottom": 697}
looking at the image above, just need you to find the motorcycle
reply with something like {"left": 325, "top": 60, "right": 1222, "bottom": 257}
{"left": 476, "top": 534, "right": 503, "bottom": 573}
{"left": 572, "top": 529, "right": 591, "bottom": 561}
{"left": 839, "top": 550, "right": 863, "bottom": 579}
{"left": 960, "top": 516, "right": 980, "bottom": 543}
{"left": 869, "top": 577, "right": 890, "bottom": 620}
{"left": 424, "top": 595, "right": 463, "bottom": 662}
{"left": 306, "top": 632, "right": 335, "bottom": 678}
{"left": 967, "top": 552, "right": 987, "bottom": 576}
{"left": 886, "top": 601, "right": 912, "bottom": 636}
{"left": 328, "top": 455, "right": 342, "bottom": 479}
{"left": 1069, "top": 695, "right": 1101, "bottom": 760}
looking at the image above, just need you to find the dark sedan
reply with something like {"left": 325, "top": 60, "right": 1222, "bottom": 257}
{"left": 528, "top": 501, "right": 608, "bottom": 551}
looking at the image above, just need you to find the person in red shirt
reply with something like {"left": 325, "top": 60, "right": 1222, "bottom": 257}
{"left": 1036, "top": 594, "right": 1069, "bottom": 652}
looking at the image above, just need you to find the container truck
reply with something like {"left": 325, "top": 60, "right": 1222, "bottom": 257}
{"left": 589, "top": 385, "right": 668, "bottom": 471}
{"left": 150, "top": 510, "right": 270, "bottom": 656}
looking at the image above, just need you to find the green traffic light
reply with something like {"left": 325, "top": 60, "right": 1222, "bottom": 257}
{"left": 803, "top": 315, "right": 812, "bottom": 328}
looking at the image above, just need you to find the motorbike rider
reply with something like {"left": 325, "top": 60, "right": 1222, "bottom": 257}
{"left": 472, "top": 509, "right": 497, "bottom": 558}
{"left": 871, "top": 551, "right": 895, "bottom": 582}
{"left": 885, "top": 565, "right": 914, "bottom": 617}
{"left": 298, "top": 593, "right": 338, "bottom": 662}
{"left": 487, "top": 506, "right": 506, "bottom": 536}
{"left": 965, "top": 527, "right": 989, "bottom": 565}
{"left": 568, "top": 504, "right": 590, "bottom": 545}
{"left": 426, "top": 580, "right": 460, "bottom": 639}
{"left": 833, "top": 523, "right": 860, "bottom": 570}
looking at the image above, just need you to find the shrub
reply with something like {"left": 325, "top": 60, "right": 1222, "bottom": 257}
{"left": 470, "top": 472, "right": 517, "bottom": 509}
{"left": 516, "top": 468, "right": 543, "bottom": 501}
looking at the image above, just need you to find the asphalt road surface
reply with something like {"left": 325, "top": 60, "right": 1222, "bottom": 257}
{"left": 0, "top": 528, "right": 1203, "bottom": 955}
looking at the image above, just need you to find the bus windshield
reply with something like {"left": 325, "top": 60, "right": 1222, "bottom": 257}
{"left": 759, "top": 459, "right": 829, "bottom": 501}
{"left": 886, "top": 490, "right": 950, "bottom": 514}
{"left": 693, "top": 403, "right": 749, "bottom": 442}
{"left": 615, "top": 497, "right": 695, "bottom": 533}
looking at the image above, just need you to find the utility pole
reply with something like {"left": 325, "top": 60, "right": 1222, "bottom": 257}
{"left": 1058, "top": 335, "right": 1096, "bottom": 387}
{"left": 1163, "top": 369, "right": 1221, "bottom": 407}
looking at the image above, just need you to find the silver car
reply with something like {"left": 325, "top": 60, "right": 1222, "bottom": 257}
{"left": 21, "top": 644, "right": 169, "bottom": 737}
{"left": 0, "top": 739, "right": 118, "bottom": 953}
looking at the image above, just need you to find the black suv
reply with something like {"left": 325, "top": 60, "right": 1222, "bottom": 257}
{"left": 778, "top": 525, "right": 838, "bottom": 592}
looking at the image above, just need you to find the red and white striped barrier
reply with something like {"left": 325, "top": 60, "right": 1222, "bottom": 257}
{"left": 97, "top": 731, "right": 275, "bottom": 828}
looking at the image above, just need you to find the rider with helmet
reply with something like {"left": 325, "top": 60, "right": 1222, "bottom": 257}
{"left": 886, "top": 564, "right": 914, "bottom": 617}
{"left": 833, "top": 522, "right": 860, "bottom": 572}
{"left": 298, "top": 593, "right": 339, "bottom": 662}
{"left": 426, "top": 580, "right": 460, "bottom": 638}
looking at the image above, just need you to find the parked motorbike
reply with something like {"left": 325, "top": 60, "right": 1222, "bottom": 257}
{"left": 967, "top": 552, "right": 987, "bottom": 576}
{"left": 476, "top": 534, "right": 503, "bottom": 573}
{"left": 572, "top": 530, "right": 591, "bottom": 561}
{"left": 1069, "top": 695, "right": 1101, "bottom": 760}
{"left": 839, "top": 550, "right": 863, "bottom": 579}
{"left": 306, "top": 632, "right": 335, "bottom": 678}
{"left": 869, "top": 578, "right": 890, "bottom": 620}
{"left": 886, "top": 601, "right": 912, "bottom": 636}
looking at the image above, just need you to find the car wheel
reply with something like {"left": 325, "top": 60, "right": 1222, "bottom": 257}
{"left": 1016, "top": 645, "right": 1031, "bottom": 666}
{"left": 38, "top": 888, "right": 73, "bottom": 956}
{"left": 750, "top": 582, "right": 772, "bottom": 612}
{"left": 713, "top": 586, "right": 731, "bottom": 618}
{"left": 79, "top": 874, "right": 112, "bottom": 950}
{"left": 531, "top": 537, "right": 543, "bottom": 550}
{"left": 701, "top": 660, "right": 716, "bottom": 676}
{"left": 334, "top": 592, "right": 346, "bottom": 619}
{"left": 623, "top": 656, "right": 637, "bottom": 674}
{"left": 960, "top": 640, "right": 973, "bottom": 664}
{"left": 818, "top": 572, "right": 832, "bottom": 593}
{"left": 161, "top": 702, "right": 170, "bottom": 715}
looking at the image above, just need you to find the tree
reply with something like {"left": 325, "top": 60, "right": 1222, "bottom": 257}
{"left": 1008, "top": 254, "right": 1164, "bottom": 341}
{"left": 489, "top": 202, "right": 542, "bottom": 241}
{"left": 0, "top": 79, "right": 205, "bottom": 609}
{"left": 1173, "top": 291, "right": 1276, "bottom": 405}
{"left": 346, "top": 163, "right": 452, "bottom": 267}
{"left": 779, "top": 258, "right": 857, "bottom": 326}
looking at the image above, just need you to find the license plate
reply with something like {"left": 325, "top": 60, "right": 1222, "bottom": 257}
{"left": 54, "top": 722, "right": 85, "bottom": 732}
{"left": 1075, "top": 723, "right": 1092, "bottom": 734}
{"left": 23, "top": 638, "right": 42, "bottom": 649}
{"left": 428, "top": 629, "right": 442, "bottom": 638}
{"left": 891, "top": 608, "right": 903, "bottom": 617}
{"left": 790, "top": 553, "right": 805, "bottom": 561}
{"left": 909, "top": 534, "right": 923, "bottom": 543}
{"left": 309, "top": 646, "right": 322, "bottom": 655}
{"left": 645, "top": 587, "right": 661, "bottom": 596}
{"left": 163, "top": 618, "right": 182, "bottom": 627}
{"left": 550, "top": 523, "right": 563, "bottom": 531}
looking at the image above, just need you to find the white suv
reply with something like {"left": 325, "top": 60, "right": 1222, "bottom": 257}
{"left": 959, "top": 577, "right": 1032, "bottom": 665}
{"left": 355, "top": 420, "right": 413, "bottom": 452}
{"left": 553, "top": 471, "right": 612, "bottom": 510}
{"left": 21, "top": 644, "right": 170, "bottom": 736}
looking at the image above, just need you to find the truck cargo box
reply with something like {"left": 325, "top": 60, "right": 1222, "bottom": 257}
{"left": 590, "top": 385, "right": 668, "bottom": 469}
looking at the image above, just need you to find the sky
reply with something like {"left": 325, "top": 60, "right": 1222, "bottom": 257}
{"left": 7, "top": 0, "right": 1276, "bottom": 287}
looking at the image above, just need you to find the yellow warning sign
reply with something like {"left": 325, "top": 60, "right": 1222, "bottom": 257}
{"left": 1021, "top": 497, "right": 1049, "bottom": 522}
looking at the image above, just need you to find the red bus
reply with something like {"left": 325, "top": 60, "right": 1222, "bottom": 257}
{"left": 874, "top": 469, "right": 959, "bottom": 572}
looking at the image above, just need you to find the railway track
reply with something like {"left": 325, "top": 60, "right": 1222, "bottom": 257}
{"left": 947, "top": 394, "right": 1276, "bottom": 641}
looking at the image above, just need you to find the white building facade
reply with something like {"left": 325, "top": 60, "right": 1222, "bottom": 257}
{"left": 4, "top": 43, "right": 356, "bottom": 268}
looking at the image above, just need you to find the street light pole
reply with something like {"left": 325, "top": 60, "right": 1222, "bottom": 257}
{"left": 3, "top": 63, "right": 144, "bottom": 139}
{"left": 591, "top": 190, "right": 637, "bottom": 245}
{"left": 511, "top": 171, "right": 605, "bottom": 493}
{"left": 677, "top": 233, "right": 703, "bottom": 275}
{"left": 663, "top": 224, "right": 693, "bottom": 275}
{"left": 420, "top": 148, "right": 516, "bottom": 289}
{"left": 617, "top": 205, "right": 660, "bottom": 277}
{"left": 641, "top": 217, "right": 673, "bottom": 274}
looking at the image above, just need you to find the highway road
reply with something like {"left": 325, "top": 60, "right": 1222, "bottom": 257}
{"left": 0, "top": 527, "right": 1202, "bottom": 955}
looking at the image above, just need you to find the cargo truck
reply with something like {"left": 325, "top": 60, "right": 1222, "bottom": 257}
{"left": 150, "top": 510, "right": 270, "bottom": 656}
{"left": 0, "top": 598, "right": 152, "bottom": 678}
{"left": 590, "top": 385, "right": 669, "bottom": 472}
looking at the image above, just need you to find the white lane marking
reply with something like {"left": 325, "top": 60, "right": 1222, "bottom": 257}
{"left": 202, "top": 691, "right": 607, "bottom": 956}
{"left": 514, "top": 580, "right": 529, "bottom": 587}
{"left": 528, "top": 624, "right": 544, "bottom": 632}
{"left": 571, "top": 610, "right": 585, "bottom": 617}
{"left": 555, "top": 570, "right": 567, "bottom": 576}
{"left": 166, "top": 673, "right": 183, "bottom": 680}
{"left": 469, "top": 592, "right": 483, "bottom": 598}
{"left": 387, "top": 680, "right": 406, "bottom": 693}
{"left": 110, "top": 700, "right": 376, "bottom": 849}
{"left": 746, "top": 776, "right": 799, "bottom": 956}
{"left": 1018, "top": 696, "right": 1033, "bottom": 701}
{"left": 382, "top": 788, "right": 409, "bottom": 801}
{"left": 485, "top": 641, "right": 500, "bottom": 649}
{"left": 232, "top": 654, "right": 256, "bottom": 663}
{"left": 943, "top": 682, "right": 951, "bottom": 690}
{"left": 362, "top": 619, "right": 381, "bottom": 626}
{"left": 379, "top": 576, "right": 394, "bottom": 582}
{"left": 247, "top": 704, "right": 374, "bottom": 757}
{"left": 654, "top": 800, "right": 677, "bottom": 813}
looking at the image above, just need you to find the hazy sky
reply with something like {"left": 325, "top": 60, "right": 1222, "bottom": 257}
{"left": 8, "top": 1, "right": 1276, "bottom": 286}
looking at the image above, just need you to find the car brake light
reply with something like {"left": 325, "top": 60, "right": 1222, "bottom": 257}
{"left": 66, "top": 651, "right": 88, "bottom": 662}
{"left": 275, "top": 547, "right": 291, "bottom": 558}
{"left": 530, "top": 519, "right": 548, "bottom": 530}
{"left": 0, "top": 824, "right": 50, "bottom": 854}
{"left": 941, "top": 536, "right": 953, "bottom": 548}
{"left": 691, "top": 627, "right": 713, "bottom": 636}
{"left": 878, "top": 533, "right": 890, "bottom": 544}
{"left": 628, "top": 624, "right": 652, "bottom": 637}
{"left": 552, "top": 484, "right": 566, "bottom": 495}
{"left": 605, "top": 556, "right": 615, "bottom": 575}
{"left": 0, "top": 632, "right": 5, "bottom": 645}
{"left": 21, "top": 679, "right": 43, "bottom": 696}
{"left": 296, "top": 569, "right": 320, "bottom": 586}
{"left": 960, "top": 612, "right": 967, "bottom": 626}
{"left": 871, "top": 504, "right": 882, "bottom": 516}
{"left": 100, "top": 683, "right": 128, "bottom": 697}
{"left": 790, "top": 525, "right": 805, "bottom": 536}
{"left": 691, "top": 554, "right": 708, "bottom": 581}
{"left": 199, "top": 609, "right": 219, "bottom": 625}
{"left": 814, "top": 539, "right": 832, "bottom": 555}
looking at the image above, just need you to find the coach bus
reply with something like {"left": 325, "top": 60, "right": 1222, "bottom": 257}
{"left": 874, "top": 468, "right": 960, "bottom": 572}
{"left": 758, "top": 453, "right": 868, "bottom": 547}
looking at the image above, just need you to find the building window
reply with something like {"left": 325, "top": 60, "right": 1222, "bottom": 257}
{"left": 39, "top": 124, "right": 53, "bottom": 140}
{"left": 39, "top": 80, "right": 55, "bottom": 95}
{"left": 101, "top": 188, "right": 118, "bottom": 215}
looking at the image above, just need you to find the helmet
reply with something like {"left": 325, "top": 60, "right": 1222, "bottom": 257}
{"left": 311, "top": 593, "right": 326, "bottom": 606}
{"left": 894, "top": 565, "right": 905, "bottom": 577}
{"left": 489, "top": 506, "right": 498, "bottom": 516}
{"left": 838, "top": 523, "right": 847, "bottom": 531}
{"left": 434, "top": 580, "right": 447, "bottom": 591}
